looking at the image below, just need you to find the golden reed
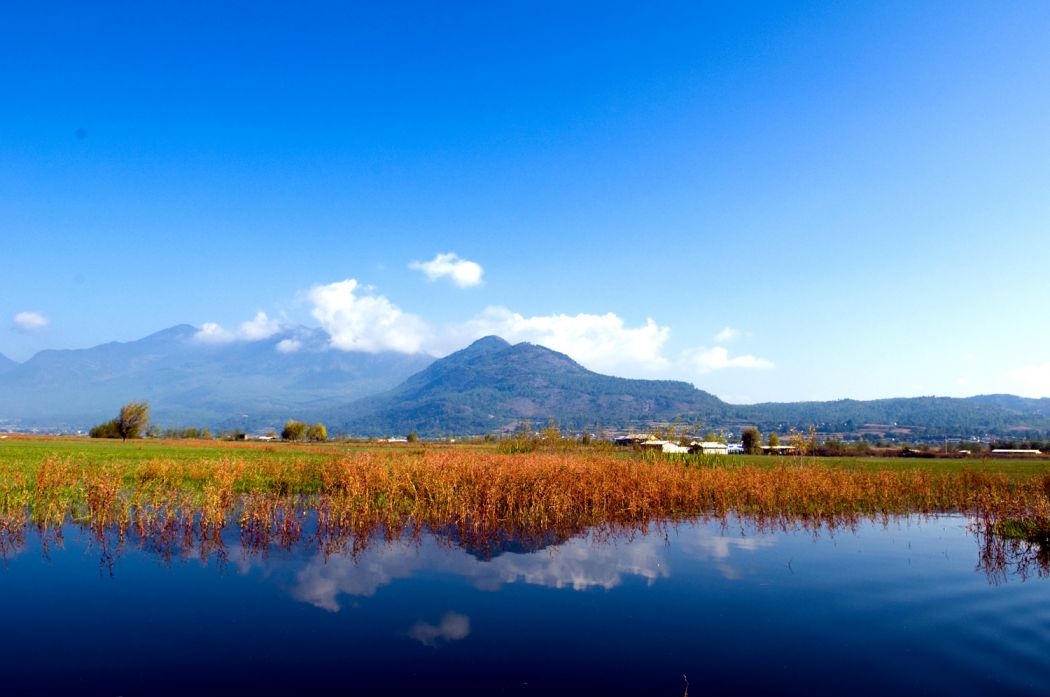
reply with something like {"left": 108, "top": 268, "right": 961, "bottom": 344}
{"left": 0, "top": 450, "right": 1047, "bottom": 577}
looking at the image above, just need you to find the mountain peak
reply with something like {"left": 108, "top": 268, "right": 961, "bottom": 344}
{"left": 463, "top": 335, "right": 511, "bottom": 352}
{"left": 146, "top": 324, "right": 198, "bottom": 341}
{"left": 339, "top": 336, "right": 724, "bottom": 436}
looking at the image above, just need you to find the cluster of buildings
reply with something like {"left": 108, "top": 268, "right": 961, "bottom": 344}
{"left": 614, "top": 435, "right": 736, "bottom": 455}
{"left": 613, "top": 434, "right": 806, "bottom": 456}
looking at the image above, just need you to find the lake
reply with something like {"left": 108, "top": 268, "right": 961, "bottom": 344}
{"left": 1, "top": 513, "right": 1048, "bottom": 695}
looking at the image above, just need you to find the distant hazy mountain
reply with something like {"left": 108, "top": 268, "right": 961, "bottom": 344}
{"left": 0, "top": 352, "right": 16, "bottom": 374}
{"left": 337, "top": 336, "right": 727, "bottom": 436}
{"left": 733, "top": 394, "right": 1050, "bottom": 439}
{"left": 0, "top": 325, "right": 433, "bottom": 431}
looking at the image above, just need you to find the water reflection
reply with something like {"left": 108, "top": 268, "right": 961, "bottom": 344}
{"left": 1, "top": 495, "right": 1048, "bottom": 587}
{"left": 289, "top": 531, "right": 680, "bottom": 611}
{"left": 408, "top": 612, "right": 472, "bottom": 647}
{"left": 3, "top": 502, "right": 1050, "bottom": 695}
{"left": 979, "top": 530, "right": 1050, "bottom": 584}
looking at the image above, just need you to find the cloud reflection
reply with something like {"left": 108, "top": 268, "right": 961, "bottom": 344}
{"left": 679, "top": 531, "right": 777, "bottom": 580}
{"left": 287, "top": 526, "right": 777, "bottom": 612}
{"left": 408, "top": 612, "right": 471, "bottom": 647}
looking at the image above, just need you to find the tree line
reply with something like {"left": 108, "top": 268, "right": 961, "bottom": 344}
{"left": 280, "top": 420, "right": 327, "bottom": 441}
{"left": 89, "top": 401, "right": 328, "bottom": 443}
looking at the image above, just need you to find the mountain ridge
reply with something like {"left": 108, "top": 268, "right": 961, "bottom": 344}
{"left": 2, "top": 327, "right": 1049, "bottom": 439}
{"left": 338, "top": 336, "right": 724, "bottom": 436}
{"left": 729, "top": 394, "right": 1050, "bottom": 439}
{"left": 0, "top": 324, "right": 434, "bottom": 430}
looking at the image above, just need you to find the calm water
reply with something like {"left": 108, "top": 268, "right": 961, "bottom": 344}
{"left": 2, "top": 515, "right": 1048, "bottom": 695}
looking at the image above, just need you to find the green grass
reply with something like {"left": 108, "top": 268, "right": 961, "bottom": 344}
{"left": 0, "top": 435, "right": 440, "bottom": 468}
{"left": 994, "top": 517, "right": 1050, "bottom": 543}
{"left": 0, "top": 436, "right": 331, "bottom": 467}
{"left": 726, "top": 453, "right": 1050, "bottom": 480}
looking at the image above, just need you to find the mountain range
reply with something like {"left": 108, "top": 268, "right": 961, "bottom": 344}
{"left": 0, "top": 325, "right": 431, "bottom": 432}
{"left": 2, "top": 326, "right": 1048, "bottom": 439}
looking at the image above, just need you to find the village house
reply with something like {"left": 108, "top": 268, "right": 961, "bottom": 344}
{"left": 639, "top": 439, "right": 691, "bottom": 454}
{"left": 690, "top": 441, "right": 729, "bottom": 455}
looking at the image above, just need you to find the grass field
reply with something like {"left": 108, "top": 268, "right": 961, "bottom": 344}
{"left": 1, "top": 436, "right": 1048, "bottom": 516}
{"left": 1, "top": 434, "right": 1046, "bottom": 578}
{"left": 728, "top": 453, "right": 1050, "bottom": 479}
{"left": 2, "top": 435, "right": 1047, "bottom": 478}
{"left": 0, "top": 434, "right": 392, "bottom": 467}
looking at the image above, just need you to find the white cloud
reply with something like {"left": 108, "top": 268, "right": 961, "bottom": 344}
{"left": 276, "top": 338, "right": 302, "bottom": 354}
{"left": 308, "top": 279, "right": 429, "bottom": 353}
{"left": 13, "top": 311, "right": 48, "bottom": 332}
{"left": 238, "top": 311, "right": 282, "bottom": 341}
{"left": 683, "top": 346, "right": 774, "bottom": 374}
{"left": 197, "top": 278, "right": 776, "bottom": 380}
{"left": 194, "top": 311, "right": 282, "bottom": 344}
{"left": 1011, "top": 362, "right": 1050, "bottom": 398}
{"left": 409, "top": 252, "right": 484, "bottom": 288}
{"left": 714, "top": 327, "right": 739, "bottom": 343}
{"left": 407, "top": 613, "right": 471, "bottom": 648}
{"left": 446, "top": 306, "right": 671, "bottom": 374}
{"left": 194, "top": 323, "right": 234, "bottom": 343}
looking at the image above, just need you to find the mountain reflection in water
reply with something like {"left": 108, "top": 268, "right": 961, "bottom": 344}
{"left": 2, "top": 494, "right": 1047, "bottom": 586}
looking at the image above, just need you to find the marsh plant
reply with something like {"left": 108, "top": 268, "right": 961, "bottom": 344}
{"left": 0, "top": 449, "right": 1048, "bottom": 579}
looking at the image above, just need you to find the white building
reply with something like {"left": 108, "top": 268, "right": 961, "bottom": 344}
{"left": 640, "top": 439, "right": 691, "bottom": 454}
{"left": 691, "top": 441, "right": 729, "bottom": 455}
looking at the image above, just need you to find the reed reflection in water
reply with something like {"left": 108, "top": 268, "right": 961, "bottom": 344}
{"left": 1, "top": 491, "right": 1047, "bottom": 586}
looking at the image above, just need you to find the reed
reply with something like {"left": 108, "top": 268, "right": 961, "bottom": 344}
{"left": 0, "top": 448, "right": 1047, "bottom": 576}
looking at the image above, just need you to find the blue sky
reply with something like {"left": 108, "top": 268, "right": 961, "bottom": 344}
{"left": 2, "top": 1, "right": 1048, "bottom": 402}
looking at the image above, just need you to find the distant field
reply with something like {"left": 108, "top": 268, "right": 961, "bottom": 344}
{"left": 726, "top": 453, "right": 1050, "bottom": 479}
{"left": 0, "top": 434, "right": 477, "bottom": 470}
{"left": 0, "top": 435, "right": 1047, "bottom": 480}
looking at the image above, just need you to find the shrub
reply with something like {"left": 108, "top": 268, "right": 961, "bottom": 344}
{"left": 89, "top": 419, "right": 121, "bottom": 439}
{"left": 89, "top": 401, "right": 150, "bottom": 441}
{"left": 282, "top": 420, "right": 307, "bottom": 441}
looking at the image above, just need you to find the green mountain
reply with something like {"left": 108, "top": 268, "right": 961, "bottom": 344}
{"left": 337, "top": 336, "right": 1050, "bottom": 440}
{"left": 338, "top": 336, "right": 726, "bottom": 436}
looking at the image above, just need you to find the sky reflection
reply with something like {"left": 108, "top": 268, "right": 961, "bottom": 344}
{"left": 285, "top": 526, "right": 777, "bottom": 612}
{"left": 2, "top": 515, "right": 1048, "bottom": 695}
